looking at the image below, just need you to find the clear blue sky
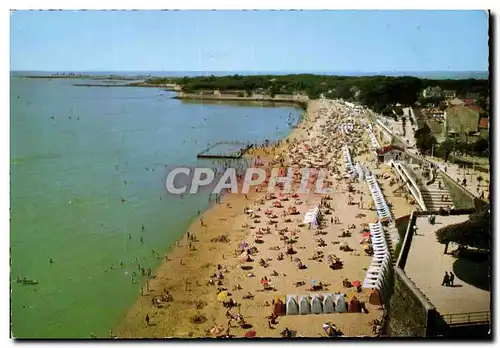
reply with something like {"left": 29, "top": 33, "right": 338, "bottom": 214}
{"left": 10, "top": 10, "right": 489, "bottom": 72}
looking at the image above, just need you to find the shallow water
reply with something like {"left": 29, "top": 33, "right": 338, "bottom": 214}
{"left": 9, "top": 77, "right": 301, "bottom": 338}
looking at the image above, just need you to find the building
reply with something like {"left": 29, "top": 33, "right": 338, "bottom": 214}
{"left": 424, "top": 108, "right": 445, "bottom": 119}
{"left": 422, "top": 86, "right": 443, "bottom": 98}
{"left": 460, "top": 98, "right": 476, "bottom": 106}
{"left": 478, "top": 116, "right": 490, "bottom": 139}
{"left": 443, "top": 105, "right": 481, "bottom": 138}
{"left": 448, "top": 98, "right": 465, "bottom": 106}
{"left": 443, "top": 90, "right": 457, "bottom": 99}
{"left": 466, "top": 92, "right": 481, "bottom": 99}
{"left": 376, "top": 145, "right": 405, "bottom": 163}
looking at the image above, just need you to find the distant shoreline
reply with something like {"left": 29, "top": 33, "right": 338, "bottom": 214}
{"left": 18, "top": 75, "right": 145, "bottom": 81}
{"left": 173, "top": 94, "right": 308, "bottom": 109}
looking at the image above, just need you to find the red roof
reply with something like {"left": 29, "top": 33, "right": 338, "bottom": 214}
{"left": 479, "top": 117, "right": 489, "bottom": 129}
{"left": 467, "top": 105, "right": 483, "bottom": 113}
{"left": 461, "top": 98, "right": 476, "bottom": 106}
{"left": 376, "top": 145, "right": 404, "bottom": 155}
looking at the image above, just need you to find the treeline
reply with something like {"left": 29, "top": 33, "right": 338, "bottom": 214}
{"left": 145, "top": 74, "right": 489, "bottom": 112}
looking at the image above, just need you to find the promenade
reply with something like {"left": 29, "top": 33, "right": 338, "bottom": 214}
{"left": 405, "top": 216, "right": 490, "bottom": 318}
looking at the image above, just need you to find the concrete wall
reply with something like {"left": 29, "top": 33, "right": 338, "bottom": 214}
{"left": 389, "top": 268, "right": 433, "bottom": 336}
{"left": 439, "top": 171, "right": 475, "bottom": 209}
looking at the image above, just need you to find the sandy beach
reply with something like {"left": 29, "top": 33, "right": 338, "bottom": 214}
{"left": 114, "top": 99, "right": 416, "bottom": 338}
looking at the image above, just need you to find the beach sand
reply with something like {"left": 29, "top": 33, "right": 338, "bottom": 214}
{"left": 114, "top": 100, "right": 415, "bottom": 338}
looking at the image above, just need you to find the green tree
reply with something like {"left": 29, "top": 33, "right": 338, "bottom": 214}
{"left": 435, "top": 207, "right": 491, "bottom": 253}
{"left": 475, "top": 96, "right": 488, "bottom": 110}
{"left": 438, "top": 138, "right": 455, "bottom": 162}
{"left": 415, "top": 133, "right": 437, "bottom": 154}
{"left": 472, "top": 138, "right": 489, "bottom": 154}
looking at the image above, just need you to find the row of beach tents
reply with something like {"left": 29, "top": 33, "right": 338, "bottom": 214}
{"left": 366, "top": 173, "right": 392, "bottom": 223}
{"left": 284, "top": 292, "right": 382, "bottom": 315}
{"left": 367, "top": 127, "right": 381, "bottom": 150}
{"left": 362, "top": 222, "right": 391, "bottom": 290}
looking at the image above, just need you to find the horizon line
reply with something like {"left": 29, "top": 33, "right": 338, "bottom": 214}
{"left": 11, "top": 69, "right": 489, "bottom": 73}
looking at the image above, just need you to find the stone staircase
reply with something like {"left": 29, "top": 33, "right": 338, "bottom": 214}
{"left": 420, "top": 172, "right": 452, "bottom": 210}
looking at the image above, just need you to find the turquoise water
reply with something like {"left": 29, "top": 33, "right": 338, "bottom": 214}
{"left": 10, "top": 77, "right": 301, "bottom": 338}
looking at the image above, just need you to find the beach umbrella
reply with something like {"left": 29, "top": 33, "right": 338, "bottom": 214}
{"left": 245, "top": 330, "right": 257, "bottom": 338}
{"left": 311, "top": 279, "right": 318, "bottom": 286}
{"left": 240, "top": 241, "right": 249, "bottom": 249}
{"left": 352, "top": 280, "right": 361, "bottom": 288}
{"left": 239, "top": 253, "right": 249, "bottom": 263}
{"left": 362, "top": 232, "right": 370, "bottom": 238}
{"left": 260, "top": 279, "right": 269, "bottom": 286}
{"left": 217, "top": 291, "right": 229, "bottom": 302}
{"left": 362, "top": 244, "right": 371, "bottom": 250}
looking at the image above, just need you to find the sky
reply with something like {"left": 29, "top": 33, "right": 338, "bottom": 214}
{"left": 10, "top": 10, "right": 489, "bottom": 72}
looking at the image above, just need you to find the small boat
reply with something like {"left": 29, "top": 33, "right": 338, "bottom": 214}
{"left": 16, "top": 277, "right": 39, "bottom": 285}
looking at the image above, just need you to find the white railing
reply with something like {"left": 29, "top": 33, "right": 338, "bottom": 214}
{"left": 390, "top": 160, "right": 427, "bottom": 211}
{"left": 376, "top": 119, "right": 394, "bottom": 136}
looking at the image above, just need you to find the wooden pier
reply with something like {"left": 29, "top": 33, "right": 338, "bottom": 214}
{"left": 197, "top": 142, "right": 253, "bottom": 159}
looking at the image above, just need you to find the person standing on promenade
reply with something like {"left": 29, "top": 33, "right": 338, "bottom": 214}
{"left": 449, "top": 272, "right": 455, "bottom": 286}
{"left": 145, "top": 314, "right": 150, "bottom": 326}
{"left": 441, "top": 272, "right": 450, "bottom": 286}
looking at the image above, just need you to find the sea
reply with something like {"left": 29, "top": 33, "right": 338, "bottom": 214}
{"left": 9, "top": 74, "right": 302, "bottom": 338}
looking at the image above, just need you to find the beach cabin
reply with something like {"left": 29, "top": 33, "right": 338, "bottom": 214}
{"left": 322, "top": 294, "right": 335, "bottom": 313}
{"left": 310, "top": 295, "right": 323, "bottom": 314}
{"left": 334, "top": 294, "right": 347, "bottom": 313}
{"left": 298, "top": 296, "right": 311, "bottom": 315}
{"left": 369, "top": 289, "right": 383, "bottom": 306}
{"left": 347, "top": 295, "right": 361, "bottom": 313}
{"left": 286, "top": 295, "right": 299, "bottom": 315}
{"left": 273, "top": 298, "right": 286, "bottom": 316}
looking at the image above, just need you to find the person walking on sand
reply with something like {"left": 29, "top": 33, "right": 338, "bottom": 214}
{"left": 441, "top": 271, "right": 450, "bottom": 286}
{"left": 449, "top": 272, "right": 455, "bottom": 286}
{"left": 145, "top": 314, "right": 150, "bottom": 326}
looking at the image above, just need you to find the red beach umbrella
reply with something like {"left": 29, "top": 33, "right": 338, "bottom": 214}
{"left": 245, "top": 330, "right": 257, "bottom": 338}
{"left": 352, "top": 280, "right": 361, "bottom": 288}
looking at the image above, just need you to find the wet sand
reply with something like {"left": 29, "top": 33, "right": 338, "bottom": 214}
{"left": 114, "top": 100, "right": 414, "bottom": 338}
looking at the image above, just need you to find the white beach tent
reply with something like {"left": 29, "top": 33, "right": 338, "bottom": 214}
{"left": 322, "top": 294, "right": 335, "bottom": 313}
{"left": 311, "top": 295, "right": 323, "bottom": 314}
{"left": 298, "top": 295, "right": 311, "bottom": 315}
{"left": 286, "top": 295, "right": 299, "bottom": 315}
{"left": 334, "top": 294, "right": 347, "bottom": 313}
